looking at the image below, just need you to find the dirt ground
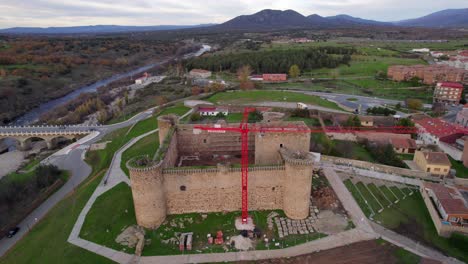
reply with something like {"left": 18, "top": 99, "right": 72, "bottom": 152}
{"left": 237, "top": 240, "right": 435, "bottom": 264}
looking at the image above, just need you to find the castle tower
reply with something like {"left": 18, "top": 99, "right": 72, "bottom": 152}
{"left": 254, "top": 122, "right": 310, "bottom": 165}
{"left": 280, "top": 148, "right": 314, "bottom": 219}
{"left": 127, "top": 159, "right": 167, "bottom": 229}
{"left": 157, "top": 114, "right": 178, "bottom": 145}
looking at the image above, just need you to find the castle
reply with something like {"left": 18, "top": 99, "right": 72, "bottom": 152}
{"left": 127, "top": 115, "right": 315, "bottom": 229}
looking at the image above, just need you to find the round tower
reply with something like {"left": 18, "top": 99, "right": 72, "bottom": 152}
{"left": 280, "top": 149, "right": 314, "bottom": 219}
{"left": 157, "top": 114, "right": 178, "bottom": 145}
{"left": 127, "top": 156, "right": 167, "bottom": 229}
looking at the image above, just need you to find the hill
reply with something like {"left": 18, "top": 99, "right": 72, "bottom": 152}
{"left": 395, "top": 8, "right": 468, "bottom": 28}
{"left": 0, "top": 24, "right": 215, "bottom": 34}
{"left": 219, "top": 9, "right": 313, "bottom": 29}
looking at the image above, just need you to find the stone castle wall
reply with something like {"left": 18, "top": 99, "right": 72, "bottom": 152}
{"left": 128, "top": 117, "right": 314, "bottom": 228}
{"left": 163, "top": 165, "right": 286, "bottom": 215}
{"left": 176, "top": 124, "right": 255, "bottom": 156}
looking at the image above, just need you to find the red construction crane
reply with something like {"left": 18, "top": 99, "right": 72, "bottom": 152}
{"left": 193, "top": 108, "right": 422, "bottom": 224}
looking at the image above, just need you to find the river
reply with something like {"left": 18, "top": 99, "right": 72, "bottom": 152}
{"left": 10, "top": 44, "right": 211, "bottom": 126}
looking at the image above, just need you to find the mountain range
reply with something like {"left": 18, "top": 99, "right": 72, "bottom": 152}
{"left": 0, "top": 24, "right": 215, "bottom": 34}
{"left": 1, "top": 8, "right": 467, "bottom": 34}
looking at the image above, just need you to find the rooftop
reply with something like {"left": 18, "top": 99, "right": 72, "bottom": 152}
{"left": 390, "top": 138, "right": 417, "bottom": 149}
{"left": 419, "top": 151, "right": 451, "bottom": 166}
{"left": 424, "top": 182, "right": 468, "bottom": 216}
{"left": 190, "top": 69, "right": 211, "bottom": 74}
{"left": 437, "top": 82, "right": 464, "bottom": 89}
{"left": 415, "top": 118, "right": 460, "bottom": 138}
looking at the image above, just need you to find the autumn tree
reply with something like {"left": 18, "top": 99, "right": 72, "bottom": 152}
{"left": 191, "top": 86, "right": 202, "bottom": 96}
{"left": 406, "top": 99, "right": 423, "bottom": 110}
{"left": 237, "top": 65, "right": 254, "bottom": 91}
{"left": 289, "top": 64, "right": 300, "bottom": 78}
{"left": 155, "top": 96, "right": 168, "bottom": 106}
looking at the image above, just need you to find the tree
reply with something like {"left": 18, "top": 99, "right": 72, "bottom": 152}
{"left": 406, "top": 99, "right": 423, "bottom": 110}
{"left": 289, "top": 64, "right": 301, "bottom": 78}
{"left": 248, "top": 110, "right": 263, "bottom": 123}
{"left": 237, "top": 65, "right": 254, "bottom": 90}
{"left": 397, "top": 118, "right": 415, "bottom": 127}
{"left": 344, "top": 115, "right": 361, "bottom": 127}
{"left": 395, "top": 103, "right": 402, "bottom": 110}
{"left": 155, "top": 96, "right": 168, "bottom": 106}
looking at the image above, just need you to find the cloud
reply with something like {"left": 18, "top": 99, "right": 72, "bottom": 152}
{"left": 0, "top": 0, "right": 467, "bottom": 28}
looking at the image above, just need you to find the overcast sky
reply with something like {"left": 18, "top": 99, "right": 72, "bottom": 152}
{"left": 0, "top": 0, "right": 467, "bottom": 29}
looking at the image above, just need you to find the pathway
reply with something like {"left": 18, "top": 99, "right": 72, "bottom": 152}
{"left": 370, "top": 222, "right": 464, "bottom": 264}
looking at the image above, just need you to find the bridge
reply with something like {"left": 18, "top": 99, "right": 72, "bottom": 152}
{"left": 0, "top": 125, "right": 96, "bottom": 150}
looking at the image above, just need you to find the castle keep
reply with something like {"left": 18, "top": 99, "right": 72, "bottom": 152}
{"left": 127, "top": 115, "right": 315, "bottom": 229}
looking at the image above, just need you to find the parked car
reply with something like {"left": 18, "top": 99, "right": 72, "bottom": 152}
{"left": 7, "top": 227, "right": 20, "bottom": 238}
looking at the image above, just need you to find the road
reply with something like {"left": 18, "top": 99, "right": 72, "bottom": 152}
{"left": 0, "top": 108, "right": 154, "bottom": 256}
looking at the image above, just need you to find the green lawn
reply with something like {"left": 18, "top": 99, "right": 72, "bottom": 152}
{"left": 79, "top": 180, "right": 325, "bottom": 256}
{"left": 379, "top": 185, "right": 398, "bottom": 203}
{"left": 449, "top": 157, "right": 468, "bottom": 179}
{"left": 120, "top": 132, "right": 159, "bottom": 176}
{"left": 80, "top": 183, "right": 137, "bottom": 252}
{"left": 305, "top": 55, "right": 425, "bottom": 78}
{"left": 0, "top": 170, "right": 114, "bottom": 264}
{"left": 0, "top": 115, "right": 141, "bottom": 263}
{"left": 207, "top": 90, "right": 345, "bottom": 111}
{"left": 343, "top": 179, "right": 373, "bottom": 217}
{"left": 398, "top": 154, "right": 414, "bottom": 161}
{"left": 355, "top": 182, "right": 382, "bottom": 213}
{"left": 367, "top": 183, "right": 391, "bottom": 208}
{"left": 374, "top": 191, "right": 468, "bottom": 262}
{"left": 389, "top": 186, "right": 406, "bottom": 200}
{"left": 285, "top": 117, "right": 321, "bottom": 127}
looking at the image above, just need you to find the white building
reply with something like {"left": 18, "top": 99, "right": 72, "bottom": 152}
{"left": 189, "top": 69, "right": 212, "bottom": 79}
{"left": 198, "top": 106, "right": 229, "bottom": 116}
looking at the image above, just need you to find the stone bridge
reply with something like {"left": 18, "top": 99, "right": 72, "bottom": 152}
{"left": 0, "top": 125, "right": 95, "bottom": 150}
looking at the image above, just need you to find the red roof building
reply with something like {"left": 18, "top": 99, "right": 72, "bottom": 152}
{"left": 415, "top": 118, "right": 462, "bottom": 144}
{"left": 423, "top": 182, "right": 468, "bottom": 226}
{"left": 389, "top": 138, "right": 418, "bottom": 154}
{"left": 434, "top": 82, "right": 464, "bottom": 104}
{"left": 262, "top": 74, "right": 287, "bottom": 82}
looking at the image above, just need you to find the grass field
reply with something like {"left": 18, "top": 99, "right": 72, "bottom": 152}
{"left": 449, "top": 157, "right": 468, "bottom": 179}
{"left": 0, "top": 170, "right": 114, "bottom": 264}
{"left": 0, "top": 103, "right": 193, "bottom": 263}
{"left": 120, "top": 132, "right": 160, "bottom": 176}
{"left": 207, "top": 90, "right": 345, "bottom": 111}
{"left": 355, "top": 182, "right": 383, "bottom": 213}
{"left": 80, "top": 183, "right": 137, "bottom": 252}
{"left": 285, "top": 117, "right": 321, "bottom": 127}
{"left": 305, "top": 55, "right": 426, "bottom": 78}
{"left": 342, "top": 179, "right": 468, "bottom": 262}
{"left": 79, "top": 181, "right": 325, "bottom": 256}
{"left": 343, "top": 179, "right": 373, "bottom": 217}
{"left": 374, "top": 192, "right": 468, "bottom": 262}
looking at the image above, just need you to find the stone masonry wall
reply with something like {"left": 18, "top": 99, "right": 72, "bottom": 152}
{"left": 255, "top": 131, "right": 310, "bottom": 165}
{"left": 176, "top": 124, "right": 255, "bottom": 156}
{"left": 163, "top": 166, "right": 285, "bottom": 214}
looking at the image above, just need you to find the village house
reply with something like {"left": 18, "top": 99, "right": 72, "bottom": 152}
{"left": 189, "top": 69, "right": 212, "bottom": 79}
{"left": 422, "top": 182, "right": 468, "bottom": 231}
{"left": 389, "top": 138, "right": 418, "bottom": 154}
{"left": 413, "top": 150, "right": 451, "bottom": 177}
{"left": 197, "top": 105, "right": 229, "bottom": 116}
{"left": 433, "top": 82, "right": 464, "bottom": 105}
{"left": 262, "top": 74, "right": 287, "bottom": 82}
{"left": 360, "top": 116, "right": 374, "bottom": 127}
{"left": 387, "top": 65, "right": 468, "bottom": 85}
{"left": 415, "top": 118, "right": 460, "bottom": 145}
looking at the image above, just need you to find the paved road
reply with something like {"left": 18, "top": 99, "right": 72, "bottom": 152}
{"left": 0, "top": 108, "right": 154, "bottom": 256}
{"left": 285, "top": 90, "right": 433, "bottom": 116}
